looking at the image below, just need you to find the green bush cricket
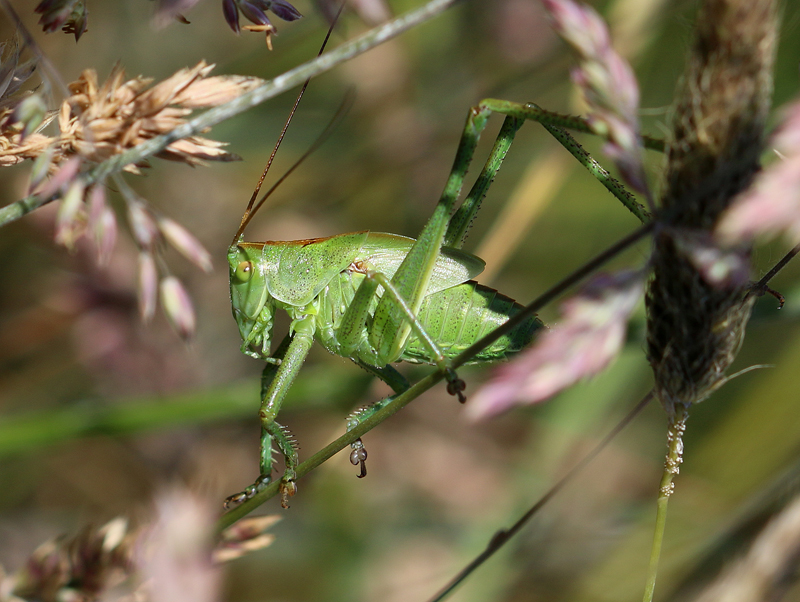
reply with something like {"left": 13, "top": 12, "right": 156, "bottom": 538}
{"left": 222, "top": 100, "right": 580, "bottom": 509}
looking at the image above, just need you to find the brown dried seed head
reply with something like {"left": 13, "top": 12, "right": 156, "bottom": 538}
{"left": 0, "top": 45, "right": 56, "bottom": 166}
{"left": 647, "top": 235, "right": 756, "bottom": 414}
{"left": 2, "top": 58, "right": 260, "bottom": 172}
{"left": 53, "top": 62, "right": 262, "bottom": 168}
{"left": 646, "top": 0, "right": 778, "bottom": 416}
{"left": 173, "top": 74, "right": 263, "bottom": 108}
{"left": 134, "top": 62, "right": 213, "bottom": 115}
{"left": 0, "top": 127, "right": 52, "bottom": 165}
{"left": 9, "top": 518, "right": 133, "bottom": 601}
{"left": 660, "top": 0, "right": 777, "bottom": 229}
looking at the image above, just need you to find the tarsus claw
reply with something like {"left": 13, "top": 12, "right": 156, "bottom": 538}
{"left": 280, "top": 480, "right": 297, "bottom": 508}
{"left": 446, "top": 374, "right": 467, "bottom": 403}
{"left": 223, "top": 492, "right": 247, "bottom": 510}
{"left": 763, "top": 285, "right": 785, "bottom": 308}
{"left": 223, "top": 473, "right": 273, "bottom": 510}
{"left": 350, "top": 438, "right": 368, "bottom": 478}
{"left": 350, "top": 441, "right": 368, "bottom": 478}
{"left": 751, "top": 281, "right": 786, "bottom": 309}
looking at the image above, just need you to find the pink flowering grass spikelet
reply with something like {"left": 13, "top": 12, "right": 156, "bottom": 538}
{"left": 138, "top": 489, "right": 221, "bottom": 602}
{"left": 138, "top": 251, "right": 159, "bottom": 322}
{"left": 87, "top": 184, "right": 116, "bottom": 265}
{"left": 152, "top": 0, "right": 202, "bottom": 27}
{"left": 160, "top": 276, "right": 197, "bottom": 340}
{"left": 4, "top": 517, "right": 133, "bottom": 601}
{"left": 717, "top": 99, "right": 800, "bottom": 247}
{"left": 54, "top": 177, "right": 86, "bottom": 249}
{"left": 467, "top": 270, "right": 644, "bottom": 420}
{"left": 159, "top": 217, "right": 213, "bottom": 273}
{"left": 542, "top": 0, "right": 649, "bottom": 197}
{"left": 671, "top": 228, "right": 751, "bottom": 288}
{"left": 214, "top": 515, "right": 280, "bottom": 562}
{"left": 0, "top": 487, "right": 280, "bottom": 601}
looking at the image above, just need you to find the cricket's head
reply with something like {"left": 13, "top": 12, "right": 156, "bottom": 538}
{"left": 228, "top": 242, "right": 273, "bottom": 359}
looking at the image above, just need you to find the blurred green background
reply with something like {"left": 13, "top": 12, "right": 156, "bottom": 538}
{"left": 2, "top": 0, "right": 800, "bottom": 600}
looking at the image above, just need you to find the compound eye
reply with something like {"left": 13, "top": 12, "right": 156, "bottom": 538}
{"left": 235, "top": 260, "right": 254, "bottom": 282}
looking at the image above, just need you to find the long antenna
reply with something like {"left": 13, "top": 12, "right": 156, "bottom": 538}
{"left": 232, "top": 1, "right": 347, "bottom": 246}
{"left": 248, "top": 90, "right": 354, "bottom": 220}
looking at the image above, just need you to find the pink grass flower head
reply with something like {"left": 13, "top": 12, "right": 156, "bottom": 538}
{"left": 160, "top": 276, "right": 197, "bottom": 340}
{"left": 8, "top": 518, "right": 132, "bottom": 600}
{"left": 214, "top": 515, "right": 281, "bottom": 562}
{"left": 54, "top": 178, "right": 86, "bottom": 250}
{"left": 671, "top": 228, "right": 751, "bottom": 288}
{"left": 138, "top": 252, "right": 159, "bottom": 322}
{"left": 153, "top": 0, "right": 201, "bottom": 27}
{"left": 33, "top": 154, "right": 81, "bottom": 199}
{"left": 138, "top": 489, "right": 220, "bottom": 602}
{"left": 87, "top": 185, "right": 117, "bottom": 266}
{"left": 127, "top": 200, "right": 159, "bottom": 249}
{"left": 717, "top": 99, "right": 800, "bottom": 246}
{"left": 542, "top": 0, "right": 648, "bottom": 196}
{"left": 467, "top": 270, "right": 644, "bottom": 420}
{"left": 159, "top": 217, "right": 213, "bottom": 273}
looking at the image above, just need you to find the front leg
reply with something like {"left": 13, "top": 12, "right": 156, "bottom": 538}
{"left": 258, "top": 323, "right": 314, "bottom": 508}
{"left": 224, "top": 325, "right": 314, "bottom": 509}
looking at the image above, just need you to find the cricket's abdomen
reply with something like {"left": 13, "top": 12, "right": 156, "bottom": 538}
{"left": 402, "top": 282, "right": 542, "bottom": 364}
{"left": 314, "top": 272, "right": 541, "bottom": 366}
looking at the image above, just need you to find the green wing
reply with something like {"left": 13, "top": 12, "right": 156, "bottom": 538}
{"left": 361, "top": 232, "right": 485, "bottom": 295}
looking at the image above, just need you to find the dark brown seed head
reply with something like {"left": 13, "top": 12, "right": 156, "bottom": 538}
{"left": 646, "top": 0, "right": 778, "bottom": 417}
